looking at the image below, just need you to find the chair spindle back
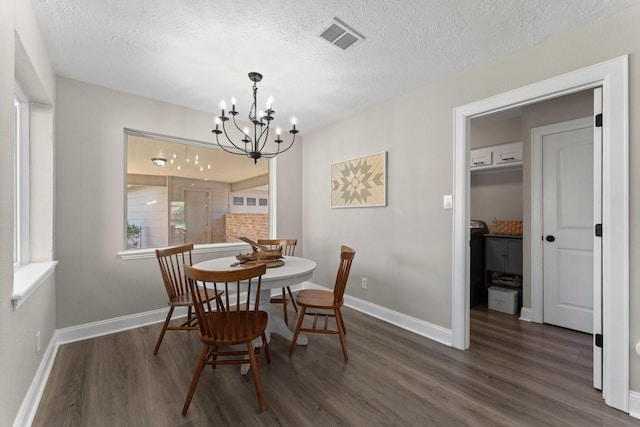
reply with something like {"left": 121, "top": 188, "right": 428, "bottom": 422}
{"left": 258, "top": 239, "right": 297, "bottom": 256}
{"left": 185, "top": 264, "right": 267, "bottom": 340}
{"left": 155, "top": 243, "right": 194, "bottom": 299}
{"left": 333, "top": 245, "right": 355, "bottom": 305}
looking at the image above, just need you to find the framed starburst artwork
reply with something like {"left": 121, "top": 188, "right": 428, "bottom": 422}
{"left": 331, "top": 151, "right": 386, "bottom": 208}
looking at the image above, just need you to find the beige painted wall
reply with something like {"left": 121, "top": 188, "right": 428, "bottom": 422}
{"left": 302, "top": 4, "right": 640, "bottom": 392}
{"left": 54, "top": 77, "right": 303, "bottom": 329}
{"left": 1, "top": 0, "right": 57, "bottom": 423}
{"left": 470, "top": 116, "right": 522, "bottom": 149}
{"left": 470, "top": 170, "right": 523, "bottom": 226}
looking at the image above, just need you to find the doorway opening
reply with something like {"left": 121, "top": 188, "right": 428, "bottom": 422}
{"left": 468, "top": 91, "right": 597, "bottom": 385}
{"left": 452, "top": 56, "right": 629, "bottom": 411}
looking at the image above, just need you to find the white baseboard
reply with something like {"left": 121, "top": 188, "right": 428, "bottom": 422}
{"left": 13, "top": 334, "right": 59, "bottom": 427}
{"left": 56, "top": 307, "right": 184, "bottom": 345}
{"left": 629, "top": 391, "right": 640, "bottom": 419}
{"left": 300, "top": 282, "right": 453, "bottom": 346}
{"left": 519, "top": 307, "right": 533, "bottom": 322}
{"left": 344, "top": 293, "right": 453, "bottom": 346}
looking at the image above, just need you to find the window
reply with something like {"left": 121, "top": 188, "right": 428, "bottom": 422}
{"left": 246, "top": 197, "right": 256, "bottom": 206}
{"left": 12, "top": 40, "right": 58, "bottom": 310}
{"left": 14, "top": 84, "right": 29, "bottom": 270}
{"left": 126, "top": 132, "right": 270, "bottom": 249}
{"left": 259, "top": 198, "right": 268, "bottom": 207}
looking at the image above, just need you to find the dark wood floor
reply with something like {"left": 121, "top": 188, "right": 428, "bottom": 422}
{"left": 33, "top": 305, "right": 638, "bottom": 426}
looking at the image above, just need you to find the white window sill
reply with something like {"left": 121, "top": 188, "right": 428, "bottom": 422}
{"left": 118, "top": 242, "right": 251, "bottom": 260}
{"left": 12, "top": 261, "right": 58, "bottom": 310}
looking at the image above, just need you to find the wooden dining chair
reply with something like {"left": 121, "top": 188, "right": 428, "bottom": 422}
{"left": 257, "top": 238, "right": 298, "bottom": 325}
{"left": 182, "top": 263, "right": 271, "bottom": 415}
{"left": 289, "top": 245, "right": 355, "bottom": 361}
{"left": 153, "top": 243, "right": 223, "bottom": 355}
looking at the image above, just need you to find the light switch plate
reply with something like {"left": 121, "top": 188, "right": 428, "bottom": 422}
{"left": 443, "top": 195, "right": 453, "bottom": 209}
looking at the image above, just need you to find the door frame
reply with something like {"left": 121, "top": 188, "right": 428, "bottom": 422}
{"left": 531, "top": 116, "right": 596, "bottom": 326}
{"left": 451, "top": 56, "right": 628, "bottom": 411}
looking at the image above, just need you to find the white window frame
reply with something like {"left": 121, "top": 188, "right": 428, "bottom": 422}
{"left": 12, "top": 83, "right": 58, "bottom": 311}
{"left": 14, "top": 83, "right": 30, "bottom": 271}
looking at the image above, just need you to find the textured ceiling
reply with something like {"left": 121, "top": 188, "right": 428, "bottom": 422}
{"left": 31, "top": 0, "right": 640, "bottom": 134}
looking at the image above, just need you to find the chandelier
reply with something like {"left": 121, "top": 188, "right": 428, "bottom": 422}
{"left": 212, "top": 72, "right": 299, "bottom": 164}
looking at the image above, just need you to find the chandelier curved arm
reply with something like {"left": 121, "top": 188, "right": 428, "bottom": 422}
{"left": 214, "top": 120, "right": 250, "bottom": 154}
{"left": 233, "top": 110, "right": 273, "bottom": 155}
{"left": 258, "top": 131, "right": 297, "bottom": 158}
{"left": 230, "top": 113, "right": 253, "bottom": 145}
{"left": 213, "top": 132, "right": 246, "bottom": 156}
{"left": 255, "top": 123, "right": 271, "bottom": 153}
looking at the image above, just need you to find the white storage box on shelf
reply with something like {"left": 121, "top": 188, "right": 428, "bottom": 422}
{"left": 470, "top": 141, "right": 522, "bottom": 173}
{"left": 488, "top": 286, "right": 518, "bottom": 314}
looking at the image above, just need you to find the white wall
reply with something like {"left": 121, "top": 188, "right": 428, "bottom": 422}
{"left": 470, "top": 116, "right": 522, "bottom": 149}
{"left": 127, "top": 185, "right": 168, "bottom": 248}
{"left": 1, "top": 0, "right": 57, "bottom": 423}
{"left": 54, "top": 78, "right": 303, "bottom": 329}
{"left": 302, "top": 3, "right": 640, "bottom": 392}
{"left": 470, "top": 170, "right": 523, "bottom": 226}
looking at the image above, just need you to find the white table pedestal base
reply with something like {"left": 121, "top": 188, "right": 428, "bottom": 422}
{"left": 239, "top": 289, "right": 308, "bottom": 375}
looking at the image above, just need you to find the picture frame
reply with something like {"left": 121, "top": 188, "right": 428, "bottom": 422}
{"left": 330, "top": 151, "right": 387, "bottom": 208}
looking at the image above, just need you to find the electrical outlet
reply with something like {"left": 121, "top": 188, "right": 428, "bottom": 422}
{"left": 361, "top": 277, "right": 368, "bottom": 289}
{"left": 36, "top": 331, "right": 41, "bottom": 355}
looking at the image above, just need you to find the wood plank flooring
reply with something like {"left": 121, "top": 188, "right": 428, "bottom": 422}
{"left": 33, "top": 306, "right": 638, "bottom": 426}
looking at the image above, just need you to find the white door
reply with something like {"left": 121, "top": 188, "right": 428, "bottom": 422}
{"left": 542, "top": 118, "right": 595, "bottom": 334}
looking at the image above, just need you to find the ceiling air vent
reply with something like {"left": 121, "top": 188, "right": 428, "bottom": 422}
{"left": 319, "top": 18, "right": 364, "bottom": 51}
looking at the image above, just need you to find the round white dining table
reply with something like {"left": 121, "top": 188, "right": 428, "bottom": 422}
{"left": 192, "top": 255, "right": 317, "bottom": 346}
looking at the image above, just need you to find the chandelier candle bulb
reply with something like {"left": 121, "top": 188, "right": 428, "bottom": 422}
{"left": 231, "top": 97, "right": 236, "bottom": 112}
